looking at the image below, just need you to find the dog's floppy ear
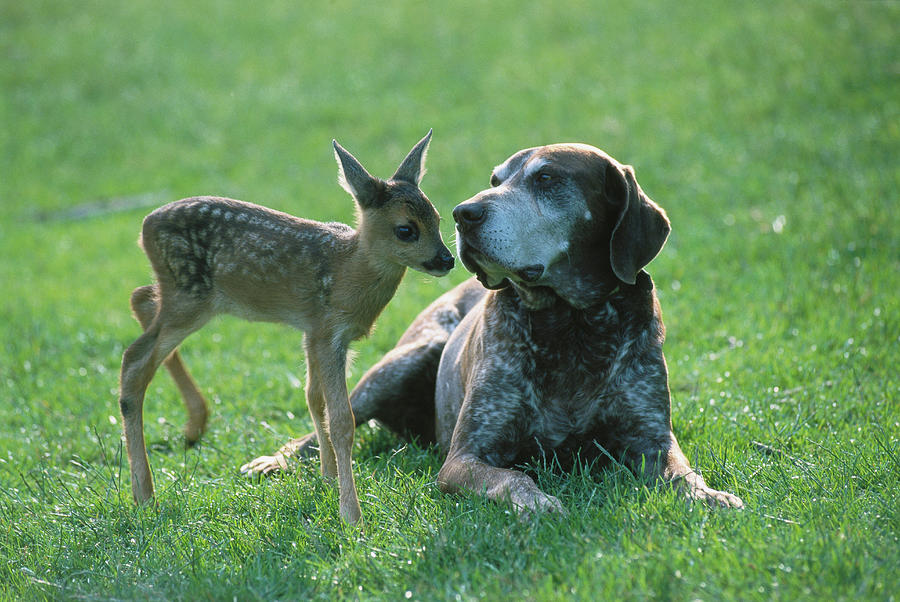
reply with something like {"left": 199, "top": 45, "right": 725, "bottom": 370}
{"left": 606, "top": 162, "right": 670, "bottom": 285}
{"left": 333, "top": 139, "right": 385, "bottom": 208}
{"left": 391, "top": 129, "right": 432, "bottom": 185}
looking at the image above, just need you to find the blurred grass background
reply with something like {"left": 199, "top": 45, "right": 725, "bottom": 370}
{"left": 1, "top": 0, "right": 898, "bottom": 599}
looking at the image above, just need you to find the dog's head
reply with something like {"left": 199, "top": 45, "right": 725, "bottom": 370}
{"left": 453, "top": 144, "right": 669, "bottom": 305}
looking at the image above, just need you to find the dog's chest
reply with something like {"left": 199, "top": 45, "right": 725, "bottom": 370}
{"left": 522, "top": 307, "right": 618, "bottom": 423}
{"left": 517, "top": 301, "right": 654, "bottom": 446}
{"left": 529, "top": 353, "right": 614, "bottom": 440}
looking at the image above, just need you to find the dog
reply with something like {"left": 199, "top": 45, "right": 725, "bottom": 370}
{"left": 241, "top": 143, "right": 744, "bottom": 512}
{"left": 119, "top": 131, "right": 454, "bottom": 523}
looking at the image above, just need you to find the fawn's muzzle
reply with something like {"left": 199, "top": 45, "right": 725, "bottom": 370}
{"left": 423, "top": 247, "right": 455, "bottom": 275}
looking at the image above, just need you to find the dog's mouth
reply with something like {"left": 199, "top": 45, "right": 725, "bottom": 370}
{"left": 457, "top": 238, "right": 544, "bottom": 290}
{"left": 458, "top": 246, "right": 506, "bottom": 289}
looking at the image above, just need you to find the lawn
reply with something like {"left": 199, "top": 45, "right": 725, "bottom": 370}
{"left": 1, "top": 0, "right": 898, "bottom": 599}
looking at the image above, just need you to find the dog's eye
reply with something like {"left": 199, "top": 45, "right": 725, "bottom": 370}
{"left": 536, "top": 172, "right": 553, "bottom": 184}
{"left": 394, "top": 223, "right": 419, "bottom": 242}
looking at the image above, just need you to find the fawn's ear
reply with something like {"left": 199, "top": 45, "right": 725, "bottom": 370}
{"left": 333, "top": 140, "right": 385, "bottom": 208}
{"left": 391, "top": 129, "right": 432, "bottom": 186}
{"left": 606, "top": 161, "right": 671, "bottom": 285}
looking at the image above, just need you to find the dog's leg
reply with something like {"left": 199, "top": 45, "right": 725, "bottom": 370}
{"left": 244, "top": 432, "right": 321, "bottom": 474}
{"left": 130, "top": 285, "right": 209, "bottom": 446}
{"left": 437, "top": 452, "right": 564, "bottom": 515}
{"left": 625, "top": 433, "right": 744, "bottom": 509}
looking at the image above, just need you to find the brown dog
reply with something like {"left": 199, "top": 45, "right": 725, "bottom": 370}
{"left": 243, "top": 143, "right": 744, "bottom": 512}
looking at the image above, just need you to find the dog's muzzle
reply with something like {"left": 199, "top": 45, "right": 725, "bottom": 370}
{"left": 515, "top": 264, "right": 544, "bottom": 283}
{"left": 454, "top": 199, "right": 545, "bottom": 289}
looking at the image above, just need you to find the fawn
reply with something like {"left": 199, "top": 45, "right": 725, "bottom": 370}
{"left": 118, "top": 130, "right": 453, "bottom": 523}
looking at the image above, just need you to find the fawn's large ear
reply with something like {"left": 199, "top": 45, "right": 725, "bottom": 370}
{"left": 391, "top": 129, "right": 432, "bottom": 185}
{"left": 606, "top": 161, "right": 671, "bottom": 285}
{"left": 333, "top": 140, "right": 384, "bottom": 208}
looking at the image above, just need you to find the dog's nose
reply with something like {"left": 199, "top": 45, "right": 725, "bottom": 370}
{"left": 453, "top": 203, "right": 486, "bottom": 226}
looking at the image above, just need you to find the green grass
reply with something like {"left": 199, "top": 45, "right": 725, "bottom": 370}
{"left": 2, "top": 0, "right": 898, "bottom": 599}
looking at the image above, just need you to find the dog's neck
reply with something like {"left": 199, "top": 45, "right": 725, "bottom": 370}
{"left": 508, "top": 273, "right": 632, "bottom": 312}
{"left": 497, "top": 273, "right": 657, "bottom": 359}
{"left": 507, "top": 281, "right": 558, "bottom": 310}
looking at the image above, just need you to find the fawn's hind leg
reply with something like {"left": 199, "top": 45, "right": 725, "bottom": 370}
{"left": 120, "top": 291, "right": 210, "bottom": 503}
{"left": 131, "top": 285, "right": 209, "bottom": 446}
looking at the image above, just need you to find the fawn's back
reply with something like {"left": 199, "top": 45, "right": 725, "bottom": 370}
{"left": 140, "top": 196, "right": 356, "bottom": 330}
{"left": 137, "top": 130, "right": 453, "bottom": 342}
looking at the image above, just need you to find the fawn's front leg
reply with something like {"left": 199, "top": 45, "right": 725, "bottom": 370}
{"left": 303, "top": 357, "right": 337, "bottom": 480}
{"left": 305, "top": 336, "right": 362, "bottom": 523}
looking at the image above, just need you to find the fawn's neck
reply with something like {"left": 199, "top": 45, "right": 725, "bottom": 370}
{"left": 336, "top": 227, "right": 406, "bottom": 340}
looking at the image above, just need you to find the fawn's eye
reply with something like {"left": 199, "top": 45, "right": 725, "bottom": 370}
{"left": 394, "top": 223, "right": 419, "bottom": 242}
{"left": 490, "top": 173, "right": 501, "bottom": 187}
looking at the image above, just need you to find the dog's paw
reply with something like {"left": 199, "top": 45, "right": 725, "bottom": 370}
{"left": 511, "top": 489, "right": 566, "bottom": 517}
{"left": 691, "top": 486, "right": 744, "bottom": 509}
{"left": 240, "top": 453, "right": 289, "bottom": 477}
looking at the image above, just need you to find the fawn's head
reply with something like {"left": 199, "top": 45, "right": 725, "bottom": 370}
{"left": 333, "top": 130, "right": 454, "bottom": 276}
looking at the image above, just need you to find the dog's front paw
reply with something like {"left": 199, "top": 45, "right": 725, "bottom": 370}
{"left": 511, "top": 489, "right": 566, "bottom": 516}
{"left": 691, "top": 486, "right": 744, "bottom": 509}
{"left": 240, "top": 453, "right": 289, "bottom": 477}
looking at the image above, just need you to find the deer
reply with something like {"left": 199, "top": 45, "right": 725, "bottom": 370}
{"left": 118, "top": 130, "right": 453, "bottom": 523}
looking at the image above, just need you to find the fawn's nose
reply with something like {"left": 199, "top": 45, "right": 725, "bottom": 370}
{"left": 438, "top": 248, "right": 455, "bottom": 271}
{"left": 452, "top": 202, "right": 486, "bottom": 228}
{"left": 423, "top": 247, "right": 455, "bottom": 275}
